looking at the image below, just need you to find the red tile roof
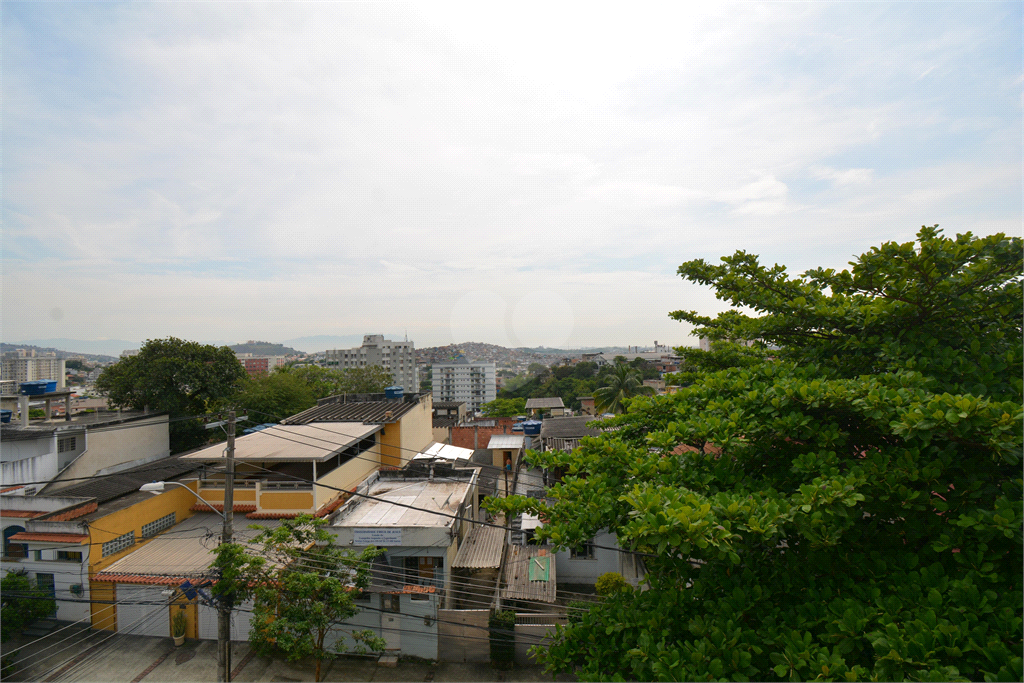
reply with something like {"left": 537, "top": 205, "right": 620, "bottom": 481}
{"left": 91, "top": 574, "right": 191, "bottom": 585}
{"left": 8, "top": 532, "right": 88, "bottom": 544}
{"left": 0, "top": 510, "right": 41, "bottom": 518}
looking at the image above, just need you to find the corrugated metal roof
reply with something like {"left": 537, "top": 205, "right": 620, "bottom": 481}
{"left": 453, "top": 516, "right": 505, "bottom": 569}
{"left": 96, "top": 513, "right": 283, "bottom": 580}
{"left": 52, "top": 456, "right": 201, "bottom": 504}
{"left": 180, "top": 423, "right": 380, "bottom": 462}
{"left": 525, "top": 398, "right": 565, "bottom": 409}
{"left": 332, "top": 479, "right": 471, "bottom": 530}
{"left": 486, "top": 435, "right": 525, "bottom": 450}
{"left": 540, "top": 416, "right": 602, "bottom": 439}
{"left": 501, "top": 545, "right": 556, "bottom": 603}
{"left": 284, "top": 395, "right": 421, "bottom": 425}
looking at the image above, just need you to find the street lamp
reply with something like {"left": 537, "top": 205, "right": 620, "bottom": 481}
{"left": 139, "top": 481, "right": 225, "bottom": 520}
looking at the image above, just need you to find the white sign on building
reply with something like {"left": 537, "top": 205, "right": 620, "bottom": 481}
{"left": 353, "top": 528, "right": 403, "bottom": 546}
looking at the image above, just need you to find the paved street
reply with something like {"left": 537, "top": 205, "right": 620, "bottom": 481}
{"left": 2, "top": 626, "right": 573, "bottom": 682}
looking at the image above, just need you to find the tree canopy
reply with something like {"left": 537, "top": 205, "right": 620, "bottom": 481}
{"left": 594, "top": 364, "right": 655, "bottom": 414}
{"left": 481, "top": 397, "right": 527, "bottom": 417}
{"left": 97, "top": 337, "right": 246, "bottom": 452}
{"left": 235, "top": 365, "right": 394, "bottom": 423}
{"left": 487, "top": 227, "right": 1022, "bottom": 682}
{"left": 212, "top": 516, "right": 386, "bottom": 682}
{"left": 1, "top": 571, "right": 57, "bottom": 643}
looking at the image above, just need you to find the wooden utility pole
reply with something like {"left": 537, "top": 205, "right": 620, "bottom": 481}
{"left": 218, "top": 411, "right": 235, "bottom": 682}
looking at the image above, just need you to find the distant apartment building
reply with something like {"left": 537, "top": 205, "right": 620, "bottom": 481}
{"left": 324, "top": 335, "right": 417, "bottom": 390}
{"left": 235, "top": 353, "right": 286, "bottom": 377}
{"left": 0, "top": 355, "right": 66, "bottom": 395}
{"left": 431, "top": 358, "right": 496, "bottom": 413}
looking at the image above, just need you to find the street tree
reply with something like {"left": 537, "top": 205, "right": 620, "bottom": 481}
{"left": 1, "top": 571, "right": 57, "bottom": 643}
{"left": 278, "top": 365, "right": 394, "bottom": 399}
{"left": 96, "top": 337, "right": 246, "bottom": 452}
{"left": 213, "top": 515, "right": 386, "bottom": 682}
{"left": 593, "top": 364, "right": 655, "bottom": 414}
{"left": 487, "top": 227, "right": 1022, "bottom": 681}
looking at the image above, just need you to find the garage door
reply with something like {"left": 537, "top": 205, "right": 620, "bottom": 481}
{"left": 116, "top": 585, "right": 170, "bottom": 638}
{"left": 198, "top": 600, "right": 254, "bottom": 642}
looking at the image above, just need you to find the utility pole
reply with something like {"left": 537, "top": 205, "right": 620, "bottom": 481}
{"left": 218, "top": 411, "right": 235, "bottom": 682}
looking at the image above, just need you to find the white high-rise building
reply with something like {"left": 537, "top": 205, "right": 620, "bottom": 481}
{"left": 431, "top": 357, "right": 496, "bottom": 412}
{"left": 324, "top": 335, "right": 418, "bottom": 391}
{"left": 1, "top": 356, "right": 66, "bottom": 395}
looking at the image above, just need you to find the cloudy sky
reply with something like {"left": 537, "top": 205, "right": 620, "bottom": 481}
{"left": 3, "top": 1, "right": 1020, "bottom": 351}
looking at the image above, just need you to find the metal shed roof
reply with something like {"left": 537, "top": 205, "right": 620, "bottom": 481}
{"left": 453, "top": 515, "right": 506, "bottom": 569}
{"left": 525, "top": 397, "right": 565, "bottom": 409}
{"left": 180, "top": 423, "right": 380, "bottom": 462}
{"left": 501, "top": 545, "right": 557, "bottom": 603}
{"left": 486, "top": 435, "right": 525, "bottom": 450}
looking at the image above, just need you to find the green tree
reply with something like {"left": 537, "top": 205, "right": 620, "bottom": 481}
{"left": 234, "top": 370, "right": 317, "bottom": 422}
{"left": 96, "top": 337, "right": 246, "bottom": 452}
{"left": 277, "top": 365, "right": 394, "bottom": 399}
{"left": 481, "top": 397, "right": 527, "bottom": 417}
{"left": 593, "top": 364, "right": 655, "bottom": 414}
{"left": 212, "top": 516, "right": 386, "bottom": 682}
{"left": 1, "top": 571, "right": 57, "bottom": 643}
{"left": 487, "top": 227, "right": 1023, "bottom": 682}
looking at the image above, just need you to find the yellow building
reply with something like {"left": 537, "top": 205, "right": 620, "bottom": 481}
{"left": 180, "top": 392, "right": 434, "bottom": 519}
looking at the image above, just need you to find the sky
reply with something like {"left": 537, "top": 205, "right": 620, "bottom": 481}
{"left": 2, "top": 1, "right": 1021, "bottom": 351}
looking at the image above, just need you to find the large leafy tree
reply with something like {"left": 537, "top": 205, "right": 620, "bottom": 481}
{"left": 277, "top": 365, "right": 394, "bottom": 398}
{"left": 488, "top": 227, "right": 1022, "bottom": 681}
{"left": 1, "top": 571, "right": 57, "bottom": 643}
{"left": 97, "top": 337, "right": 246, "bottom": 452}
{"left": 213, "top": 516, "right": 386, "bottom": 682}
{"left": 481, "top": 397, "right": 527, "bottom": 417}
{"left": 594, "top": 363, "right": 655, "bottom": 414}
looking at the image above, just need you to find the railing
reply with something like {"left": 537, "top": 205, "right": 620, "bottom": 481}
{"left": 261, "top": 481, "right": 313, "bottom": 490}
{"left": 515, "top": 613, "right": 567, "bottom": 626}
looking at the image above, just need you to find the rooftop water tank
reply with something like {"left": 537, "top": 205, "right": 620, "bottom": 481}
{"left": 384, "top": 385, "right": 404, "bottom": 400}
{"left": 522, "top": 420, "right": 542, "bottom": 436}
{"left": 0, "top": 409, "right": 12, "bottom": 424}
{"left": 20, "top": 380, "right": 55, "bottom": 395}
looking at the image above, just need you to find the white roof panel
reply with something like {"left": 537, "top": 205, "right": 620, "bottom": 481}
{"left": 413, "top": 442, "right": 474, "bottom": 462}
{"left": 487, "top": 435, "right": 525, "bottom": 450}
{"left": 180, "top": 423, "right": 381, "bottom": 462}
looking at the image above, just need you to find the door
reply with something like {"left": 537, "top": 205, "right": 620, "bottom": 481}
{"left": 381, "top": 595, "right": 401, "bottom": 651}
{"left": 116, "top": 585, "right": 171, "bottom": 637}
{"left": 35, "top": 573, "right": 57, "bottom": 617}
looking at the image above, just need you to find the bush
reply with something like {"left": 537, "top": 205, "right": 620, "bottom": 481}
{"left": 595, "top": 572, "right": 628, "bottom": 596}
{"left": 566, "top": 600, "right": 593, "bottom": 624}
{"left": 488, "top": 610, "right": 516, "bottom": 667}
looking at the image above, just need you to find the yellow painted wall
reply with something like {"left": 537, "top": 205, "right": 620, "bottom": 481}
{"left": 399, "top": 396, "right": 433, "bottom": 467}
{"left": 88, "top": 483, "right": 199, "bottom": 575}
{"left": 258, "top": 491, "right": 313, "bottom": 510}
{"left": 444, "top": 538, "right": 459, "bottom": 609}
{"left": 90, "top": 580, "right": 117, "bottom": 631}
{"left": 315, "top": 449, "right": 380, "bottom": 509}
{"left": 380, "top": 423, "right": 402, "bottom": 468}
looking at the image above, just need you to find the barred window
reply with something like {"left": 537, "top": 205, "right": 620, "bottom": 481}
{"left": 102, "top": 531, "right": 135, "bottom": 557}
{"left": 57, "top": 436, "right": 77, "bottom": 453}
{"left": 57, "top": 550, "right": 83, "bottom": 562}
{"left": 142, "top": 513, "right": 175, "bottom": 538}
{"left": 570, "top": 539, "right": 596, "bottom": 560}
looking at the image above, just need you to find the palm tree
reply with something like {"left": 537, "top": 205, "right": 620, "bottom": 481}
{"left": 593, "top": 364, "right": 655, "bottom": 414}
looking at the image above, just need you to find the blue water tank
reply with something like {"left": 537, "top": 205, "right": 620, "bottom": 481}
{"left": 0, "top": 409, "right": 11, "bottom": 423}
{"left": 20, "top": 380, "right": 55, "bottom": 395}
{"left": 522, "top": 420, "right": 542, "bottom": 436}
{"left": 384, "top": 385, "right": 404, "bottom": 399}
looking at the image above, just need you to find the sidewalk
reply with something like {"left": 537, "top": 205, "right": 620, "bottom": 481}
{"left": 2, "top": 628, "right": 573, "bottom": 682}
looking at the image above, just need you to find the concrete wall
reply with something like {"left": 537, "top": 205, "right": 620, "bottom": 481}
{"left": 46, "top": 416, "right": 170, "bottom": 490}
{"left": 0, "top": 435, "right": 58, "bottom": 487}
{"left": 0, "top": 554, "right": 91, "bottom": 623}
{"left": 553, "top": 530, "right": 620, "bottom": 584}
{"left": 399, "top": 396, "right": 433, "bottom": 467}
{"left": 315, "top": 449, "right": 380, "bottom": 511}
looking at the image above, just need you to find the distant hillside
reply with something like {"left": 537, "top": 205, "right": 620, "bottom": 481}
{"left": 229, "top": 341, "right": 299, "bottom": 356}
{"left": 1, "top": 341, "right": 118, "bottom": 362}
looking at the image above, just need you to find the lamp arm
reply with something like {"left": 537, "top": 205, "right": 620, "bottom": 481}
{"left": 164, "top": 481, "right": 227, "bottom": 520}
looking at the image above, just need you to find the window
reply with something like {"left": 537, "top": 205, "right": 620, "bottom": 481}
{"left": 57, "top": 436, "right": 77, "bottom": 453}
{"left": 571, "top": 539, "right": 596, "bottom": 560}
{"left": 102, "top": 531, "right": 135, "bottom": 557}
{"left": 57, "top": 550, "right": 83, "bottom": 562}
{"left": 142, "top": 513, "right": 175, "bottom": 538}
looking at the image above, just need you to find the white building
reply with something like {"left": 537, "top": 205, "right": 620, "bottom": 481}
{"left": 431, "top": 358, "right": 496, "bottom": 413}
{"left": 324, "top": 335, "right": 418, "bottom": 391}
{"left": 0, "top": 356, "right": 66, "bottom": 395}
